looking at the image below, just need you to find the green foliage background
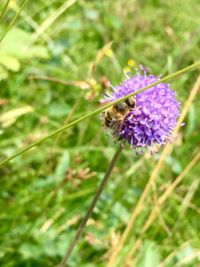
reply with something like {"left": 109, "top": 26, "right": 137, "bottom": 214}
{"left": 0, "top": 0, "right": 200, "bottom": 266}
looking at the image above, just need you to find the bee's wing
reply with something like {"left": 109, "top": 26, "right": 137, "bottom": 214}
{"left": 113, "top": 119, "right": 124, "bottom": 134}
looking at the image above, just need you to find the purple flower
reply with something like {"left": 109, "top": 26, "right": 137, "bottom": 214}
{"left": 102, "top": 68, "right": 180, "bottom": 153}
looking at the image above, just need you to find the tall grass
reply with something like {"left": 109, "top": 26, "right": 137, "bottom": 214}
{"left": 0, "top": 1, "right": 200, "bottom": 267}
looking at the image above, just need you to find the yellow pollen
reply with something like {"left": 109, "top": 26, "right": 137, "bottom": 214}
{"left": 127, "top": 59, "right": 135, "bottom": 67}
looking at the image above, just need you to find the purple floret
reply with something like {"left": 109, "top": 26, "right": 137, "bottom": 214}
{"left": 102, "top": 70, "right": 180, "bottom": 152}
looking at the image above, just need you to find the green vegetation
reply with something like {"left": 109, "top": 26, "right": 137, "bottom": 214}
{"left": 0, "top": 0, "right": 200, "bottom": 266}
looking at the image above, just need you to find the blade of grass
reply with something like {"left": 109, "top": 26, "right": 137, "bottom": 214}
{"left": 175, "top": 250, "right": 200, "bottom": 266}
{"left": 32, "top": 0, "right": 77, "bottom": 41}
{"left": 106, "top": 74, "right": 200, "bottom": 267}
{"left": 54, "top": 92, "right": 83, "bottom": 144}
{"left": 10, "top": 1, "right": 50, "bottom": 42}
{"left": 0, "top": 0, "right": 29, "bottom": 42}
{"left": 0, "top": 62, "right": 199, "bottom": 167}
{"left": 179, "top": 180, "right": 199, "bottom": 214}
{"left": 144, "top": 151, "right": 200, "bottom": 230}
{"left": 28, "top": 75, "right": 91, "bottom": 88}
{"left": 0, "top": 0, "right": 10, "bottom": 22}
{"left": 125, "top": 150, "right": 200, "bottom": 266}
{"left": 88, "top": 42, "right": 113, "bottom": 77}
{"left": 57, "top": 144, "right": 124, "bottom": 267}
{"left": 173, "top": 193, "right": 200, "bottom": 214}
{"left": 159, "top": 241, "right": 194, "bottom": 267}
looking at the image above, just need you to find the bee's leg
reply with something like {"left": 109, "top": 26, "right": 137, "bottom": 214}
{"left": 112, "top": 120, "right": 122, "bottom": 135}
{"left": 105, "top": 120, "right": 111, "bottom": 127}
{"left": 108, "top": 120, "right": 116, "bottom": 128}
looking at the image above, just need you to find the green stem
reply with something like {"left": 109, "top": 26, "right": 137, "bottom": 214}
{"left": 57, "top": 144, "right": 124, "bottom": 267}
{"left": 0, "top": 0, "right": 29, "bottom": 42}
{"left": 0, "top": 0, "right": 10, "bottom": 23}
{"left": 0, "top": 61, "right": 199, "bottom": 167}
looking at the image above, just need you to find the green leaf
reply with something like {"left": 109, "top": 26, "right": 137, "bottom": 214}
{"left": 185, "top": 104, "right": 195, "bottom": 137}
{"left": 0, "top": 65, "right": 8, "bottom": 80}
{"left": 19, "top": 243, "right": 42, "bottom": 259}
{"left": 165, "top": 156, "right": 183, "bottom": 174}
{"left": 0, "top": 27, "right": 31, "bottom": 55}
{"left": 0, "top": 27, "right": 49, "bottom": 60}
{"left": 25, "top": 45, "right": 49, "bottom": 59}
{"left": 112, "top": 202, "right": 129, "bottom": 223}
{"left": 84, "top": 9, "right": 99, "bottom": 21}
{"left": 48, "top": 103, "right": 71, "bottom": 118}
{"left": 105, "top": 15, "right": 121, "bottom": 29}
{"left": 0, "top": 52, "right": 20, "bottom": 72}
{"left": 54, "top": 151, "right": 70, "bottom": 181}
{"left": 139, "top": 242, "right": 160, "bottom": 267}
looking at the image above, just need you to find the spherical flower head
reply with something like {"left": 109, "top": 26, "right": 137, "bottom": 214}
{"left": 102, "top": 68, "right": 180, "bottom": 153}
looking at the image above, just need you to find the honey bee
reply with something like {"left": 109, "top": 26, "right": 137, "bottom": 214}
{"left": 102, "top": 96, "right": 136, "bottom": 134}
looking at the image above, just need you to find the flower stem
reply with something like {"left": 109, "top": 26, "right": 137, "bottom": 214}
{"left": 57, "top": 144, "right": 124, "bottom": 267}
{"left": 0, "top": 61, "right": 199, "bottom": 167}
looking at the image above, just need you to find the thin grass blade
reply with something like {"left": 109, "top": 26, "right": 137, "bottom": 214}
{"left": 0, "top": 0, "right": 29, "bottom": 42}
{"left": 0, "top": 62, "right": 199, "bottom": 167}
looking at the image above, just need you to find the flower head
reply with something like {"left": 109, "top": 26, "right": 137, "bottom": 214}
{"left": 102, "top": 68, "right": 180, "bottom": 153}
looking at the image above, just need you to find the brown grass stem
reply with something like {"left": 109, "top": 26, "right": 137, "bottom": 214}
{"left": 125, "top": 150, "right": 200, "bottom": 266}
{"left": 57, "top": 144, "right": 124, "bottom": 267}
{"left": 107, "top": 74, "right": 200, "bottom": 267}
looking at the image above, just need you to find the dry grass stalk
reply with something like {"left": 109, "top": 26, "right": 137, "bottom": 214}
{"left": 107, "top": 74, "right": 200, "bottom": 267}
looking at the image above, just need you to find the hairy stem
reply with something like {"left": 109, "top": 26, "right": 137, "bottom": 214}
{"left": 57, "top": 144, "right": 124, "bottom": 267}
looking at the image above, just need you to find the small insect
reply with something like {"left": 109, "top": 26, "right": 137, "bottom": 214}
{"left": 102, "top": 96, "right": 136, "bottom": 135}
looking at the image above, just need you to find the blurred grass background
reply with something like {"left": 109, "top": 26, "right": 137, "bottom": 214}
{"left": 0, "top": 0, "right": 200, "bottom": 266}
